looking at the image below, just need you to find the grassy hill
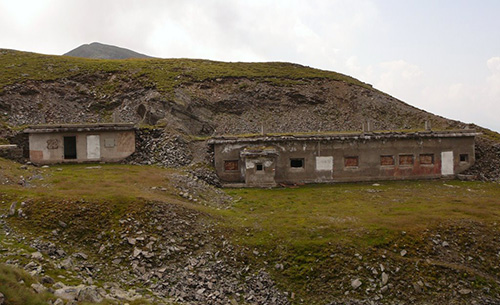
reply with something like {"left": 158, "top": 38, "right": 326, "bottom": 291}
{"left": 0, "top": 48, "right": 370, "bottom": 94}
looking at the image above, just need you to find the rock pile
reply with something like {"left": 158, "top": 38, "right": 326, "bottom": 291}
{"left": 171, "top": 172, "right": 232, "bottom": 208}
{"left": 1, "top": 197, "right": 288, "bottom": 305}
{"left": 463, "top": 137, "right": 500, "bottom": 181}
{"left": 125, "top": 128, "right": 193, "bottom": 167}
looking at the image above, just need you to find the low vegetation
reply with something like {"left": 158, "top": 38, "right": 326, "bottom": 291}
{"left": 0, "top": 49, "right": 372, "bottom": 95}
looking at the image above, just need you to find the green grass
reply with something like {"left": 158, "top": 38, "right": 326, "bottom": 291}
{"left": 222, "top": 180, "right": 500, "bottom": 248}
{"left": 0, "top": 49, "right": 372, "bottom": 95}
{"left": 0, "top": 264, "right": 52, "bottom": 305}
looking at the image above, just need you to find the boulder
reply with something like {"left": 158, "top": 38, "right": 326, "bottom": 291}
{"left": 78, "top": 286, "right": 103, "bottom": 303}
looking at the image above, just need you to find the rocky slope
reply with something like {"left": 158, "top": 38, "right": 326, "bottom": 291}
{"left": 0, "top": 49, "right": 467, "bottom": 136}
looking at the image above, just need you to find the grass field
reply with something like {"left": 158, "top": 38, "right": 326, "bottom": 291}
{"left": 223, "top": 180, "right": 500, "bottom": 247}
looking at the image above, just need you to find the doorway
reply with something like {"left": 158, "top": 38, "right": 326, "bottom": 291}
{"left": 64, "top": 136, "right": 77, "bottom": 159}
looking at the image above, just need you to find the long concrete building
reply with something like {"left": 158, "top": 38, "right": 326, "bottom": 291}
{"left": 25, "top": 123, "right": 135, "bottom": 164}
{"left": 208, "top": 130, "right": 478, "bottom": 187}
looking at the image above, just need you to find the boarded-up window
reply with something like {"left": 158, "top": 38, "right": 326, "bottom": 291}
{"left": 344, "top": 156, "right": 359, "bottom": 167}
{"left": 380, "top": 155, "right": 394, "bottom": 166}
{"left": 224, "top": 160, "right": 239, "bottom": 171}
{"left": 399, "top": 154, "right": 414, "bottom": 166}
{"left": 419, "top": 154, "right": 434, "bottom": 165}
{"left": 104, "top": 138, "right": 116, "bottom": 148}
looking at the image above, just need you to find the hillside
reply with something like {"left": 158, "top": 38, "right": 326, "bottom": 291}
{"left": 63, "top": 42, "right": 153, "bottom": 59}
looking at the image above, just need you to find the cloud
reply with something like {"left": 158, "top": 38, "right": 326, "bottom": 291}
{"left": 376, "top": 60, "right": 423, "bottom": 93}
{"left": 486, "top": 56, "right": 500, "bottom": 98}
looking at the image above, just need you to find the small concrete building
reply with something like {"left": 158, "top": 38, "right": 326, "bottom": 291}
{"left": 25, "top": 123, "right": 135, "bottom": 164}
{"left": 208, "top": 130, "right": 478, "bottom": 187}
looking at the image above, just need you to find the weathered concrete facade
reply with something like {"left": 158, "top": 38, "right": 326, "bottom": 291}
{"left": 25, "top": 123, "right": 135, "bottom": 164}
{"left": 209, "top": 130, "right": 478, "bottom": 187}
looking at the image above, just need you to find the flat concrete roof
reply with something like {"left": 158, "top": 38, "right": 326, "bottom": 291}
{"left": 208, "top": 130, "right": 480, "bottom": 144}
{"left": 24, "top": 123, "right": 135, "bottom": 134}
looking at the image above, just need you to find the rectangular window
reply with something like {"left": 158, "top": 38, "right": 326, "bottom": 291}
{"left": 256, "top": 163, "right": 263, "bottom": 171}
{"left": 344, "top": 156, "right": 359, "bottom": 167}
{"left": 460, "top": 154, "right": 469, "bottom": 163}
{"left": 399, "top": 154, "right": 414, "bottom": 166}
{"left": 224, "top": 160, "right": 239, "bottom": 171}
{"left": 380, "top": 155, "right": 395, "bottom": 166}
{"left": 419, "top": 154, "right": 434, "bottom": 165}
{"left": 290, "top": 158, "right": 304, "bottom": 168}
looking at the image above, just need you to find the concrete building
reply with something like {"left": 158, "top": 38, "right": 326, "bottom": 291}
{"left": 208, "top": 130, "right": 478, "bottom": 187}
{"left": 25, "top": 123, "right": 135, "bottom": 164}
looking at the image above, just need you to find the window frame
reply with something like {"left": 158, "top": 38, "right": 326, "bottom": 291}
{"left": 459, "top": 154, "right": 469, "bottom": 163}
{"left": 380, "top": 155, "right": 395, "bottom": 167}
{"left": 398, "top": 154, "right": 414, "bottom": 166}
{"left": 223, "top": 160, "right": 239, "bottom": 172}
{"left": 290, "top": 158, "right": 305, "bottom": 169}
{"left": 419, "top": 153, "right": 434, "bottom": 166}
{"left": 344, "top": 156, "right": 359, "bottom": 168}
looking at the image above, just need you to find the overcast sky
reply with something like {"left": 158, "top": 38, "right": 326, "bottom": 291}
{"left": 1, "top": 0, "right": 499, "bottom": 132}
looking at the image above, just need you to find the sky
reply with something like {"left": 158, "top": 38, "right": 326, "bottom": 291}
{"left": 1, "top": 0, "right": 499, "bottom": 132}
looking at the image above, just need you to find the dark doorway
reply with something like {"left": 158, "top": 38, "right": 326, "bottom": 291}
{"left": 64, "top": 136, "right": 77, "bottom": 159}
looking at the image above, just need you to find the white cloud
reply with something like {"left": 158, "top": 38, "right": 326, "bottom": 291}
{"left": 376, "top": 60, "right": 423, "bottom": 93}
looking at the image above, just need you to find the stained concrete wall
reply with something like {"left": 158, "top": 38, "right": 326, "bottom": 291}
{"left": 28, "top": 130, "right": 135, "bottom": 164}
{"left": 212, "top": 134, "right": 476, "bottom": 185}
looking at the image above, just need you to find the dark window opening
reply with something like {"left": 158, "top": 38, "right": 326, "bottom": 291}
{"left": 380, "top": 155, "right": 394, "bottom": 166}
{"left": 256, "top": 164, "right": 263, "bottom": 171}
{"left": 290, "top": 158, "right": 304, "bottom": 168}
{"left": 460, "top": 154, "right": 469, "bottom": 163}
{"left": 64, "top": 136, "right": 77, "bottom": 159}
{"left": 419, "top": 154, "right": 434, "bottom": 165}
{"left": 344, "top": 156, "right": 359, "bottom": 167}
{"left": 224, "top": 160, "right": 239, "bottom": 171}
{"left": 399, "top": 154, "right": 414, "bottom": 166}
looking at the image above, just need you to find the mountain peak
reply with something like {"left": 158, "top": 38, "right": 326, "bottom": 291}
{"left": 63, "top": 42, "right": 153, "bottom": 59}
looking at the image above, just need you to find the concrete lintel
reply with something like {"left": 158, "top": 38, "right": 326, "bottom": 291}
{"left": 24, "top": 123, "right": 136, "bottom": 134}
{"left": 208, "top": 130, "right": 480, "bottom": 145}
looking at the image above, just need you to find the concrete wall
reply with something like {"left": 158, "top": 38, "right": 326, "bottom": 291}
{"left": 28, "top": 130, "right": 135, "bottom": 164}
{"left": 213, "top": 135, "right": 476, "bottom": 185}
